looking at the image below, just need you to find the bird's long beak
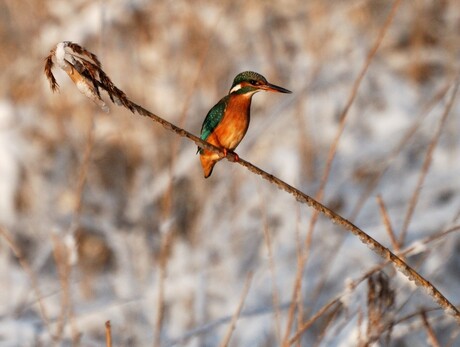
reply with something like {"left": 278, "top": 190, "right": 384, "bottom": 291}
{"left": 262, "top": 82, "right": 292, "bottom": 94}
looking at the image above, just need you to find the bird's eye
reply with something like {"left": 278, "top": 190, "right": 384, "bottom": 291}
{"left": 249, "top": 79, "right": 258, "bottom": 85}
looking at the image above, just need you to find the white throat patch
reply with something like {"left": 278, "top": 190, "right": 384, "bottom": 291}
{"left": 229, "top": 83, "right": 242, "bottom": 94}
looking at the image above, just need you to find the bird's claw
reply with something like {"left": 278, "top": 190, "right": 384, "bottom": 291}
{"left": 223, "top": 149, "right": 239, "bottom": 162}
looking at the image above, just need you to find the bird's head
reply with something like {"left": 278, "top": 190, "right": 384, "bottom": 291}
{"left": 229, "top": 71, "right": 292, "bottom": 96}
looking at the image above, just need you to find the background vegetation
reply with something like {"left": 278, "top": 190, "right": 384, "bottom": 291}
{"left": 0, "top": 0, "right": 459, "bottom": 346}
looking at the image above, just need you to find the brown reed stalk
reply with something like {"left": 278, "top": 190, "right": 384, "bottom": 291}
{"left": 162, "top": 0, "right": 229, "bottom": 235}
{"left": 313, "top": 302, "right": 343, "bottom": 347}
{"left": 57, "top": 103, "right": 95, "bottom": 345}
{"left": 308, "top": 77, "right": 459, "bottom": 321}
{"left": 44, "top": 40, "right": 460, "bottom": 325}
{"left": 294, "top": 207, "right": 304, "bottom": 347}
{"left": 105, "top": 321, "right": 113, "bottom": 347}
{"left": 155, "top": 15, "right": 231, "bottom": 340}
{"left": 51, "top": 234, "right": 69, "bottom": 343}
{"left": 51, "top": 234, "right": 81, "bottom": 346}
{"left": 0, "top": 227, "right": 53, "bottom": 337}
{"left": 291, "top": 0, "right": 403, "bottom": 337}
{"left": 71, "top": 114, "right": 95, "bottom": 229}
{"left": 290, "top": 266, "right": 395, "bottom": 345}
{"left": 349, "top": 78, "right": 456, "bottom": 221}
{"left": 259, "top": 191, "right": 282, "bottom": 342}
{"left": 399, "top": 79, "right": 459, "bottom": 246}
{"left": 288, "top": 299, "right": 341, "bottom": 346}
{"left": 154, "top": 227, "right": 175, "bottom": 347}
{"left": 305, "top": 217, "right": 458, "bottom": 344}
{"left": 281, "top": 234, "right": 305, "bottom": 347}
{"left": 219, "top": 272, "right": 253, "bottom": 347}
{"left": 376, "top": 195, "right": 400, "bottom": 254}
{"left": 171, "top": 220, "right": 458, "bottom": 346}
{"left": 421, "top": 311, "right": 441, "bottom": 347}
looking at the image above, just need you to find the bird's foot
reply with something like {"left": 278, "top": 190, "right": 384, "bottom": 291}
{"left": 227, "top": 150, "right": 239, "bottom": 162}
{"left": 222, "top": 149, "right": 239, "bottom": 162}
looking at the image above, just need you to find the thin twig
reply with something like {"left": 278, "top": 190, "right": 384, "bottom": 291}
{"left": 421, "top": 311, "right": 441, "bottom": 347}
{"left": 219, "top": 272, "right": 253, "bottom": 347}
{"left": 288, "top": 300, "right": 341, "bottom": 345}
{"left": 0, "top": 227, "right": 53, "bottom": 338}
{"left": 296, "top": 0, "right": 402, "bottom": 335}
{"left": 70, "top": 114, "right": 95, "bottom": 231}
{"left": 399, "top": 79, "right": 460, "bottom": 246}
{"left": 169, "top": 224, "right": 460, "bottom": 346}
{"left": 294, "top": 207, "right": 304, "bottom": 347}
{"left": 105, "top": 321, "right": 113, "bottom": 347}
{"left": 259, "top": 190, "right": 282, "bottom": 342}
{"left": 376, "top": 195, "right": 400, "bottom": 254}
{"left": 349, "top": 77, "right": 456, "bottom": 221}
{"left": 154, "top": 227, "right": 175, "bottom": 347}
{"left": 51, "top": 234, "right": 70, "bottom": 343}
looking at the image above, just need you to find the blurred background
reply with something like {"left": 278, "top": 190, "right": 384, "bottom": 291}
{"left": 0, "top": 0, "right": 459, "bottom": 346}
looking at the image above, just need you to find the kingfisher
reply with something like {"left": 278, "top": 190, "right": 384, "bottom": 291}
{"left": 197, "top": 71, "right": 291, "bottom": 178}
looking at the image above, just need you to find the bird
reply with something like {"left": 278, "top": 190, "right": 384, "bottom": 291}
{"left": 197, "top": 71, "right": 291, "bottom": 178}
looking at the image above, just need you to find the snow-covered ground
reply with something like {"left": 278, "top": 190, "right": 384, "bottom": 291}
{"left": 0, "top": 1, "right": 459, "bottom": 346}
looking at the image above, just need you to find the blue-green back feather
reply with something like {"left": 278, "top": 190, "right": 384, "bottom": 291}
{"left": 197, "top": 95, "right": 229, "bottom": 153}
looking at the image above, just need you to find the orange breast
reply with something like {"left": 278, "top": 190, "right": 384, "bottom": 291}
{"left": 212, "top": 95, "right": 251, "bottom": 150}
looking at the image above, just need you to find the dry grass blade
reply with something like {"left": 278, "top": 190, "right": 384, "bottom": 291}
{"left": 219, "top": 272, "right": 253, "bottom": 347}
{"left": 290, "top": 222, "right": 460, "bottom": 344}
{"left": 377, "top": 195, "right": 400, "bottom": 254}
{"left": 51, "top": 234, "right": 69, "bottom": 342}
{"left": 51, "top": 234, "right": 80, "bottom": 345}
{"left": 293, "top": 0, "right": 403, "bottom": 336}
{"left": 260, "top": 192, "right": 282, "bottom": 342}
{"left": 0, "top": 226, "right": 53, "bottom": 337}
{"left": 70, "top": 114, "right": 95, "bottom": 230}
{"left": 154, "top": 227, "right": 175, "bottom": 347}
{"left": 288, "top": 300, "right": 342, "bottom": 346}
{"left": 349, "top": 78, "right": 456, "bottom": 221}
{"left": 421, "top": 311, "right": 441, "bottom": 347}
{"left": 281, "top": 244, "right": 305, "bottom": 347}
{"left": 399, "top": 78, "right": 460, "bottom": 246}
{"left": 45, "top": 41, "right": 460, "bottom": 324}
{"left": 309, "top": 0, "right": 403, "bottom": 215}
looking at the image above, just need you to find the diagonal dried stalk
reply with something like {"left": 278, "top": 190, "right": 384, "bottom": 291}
{"left": 155, "top": 9, "right": 230, "bottom": 343}
{"left": 287, "top": 0, "right": 403, "bottom": 340}
{"left": 154, "top": 226, "right": 175, "bottom": 347}
{"left": 399, "top": 79, "right": 459, "bottom": 246}
{"left": 421, "top": 311, "right": 441, "bottom": 347}
{"left": 377, "top": 195, "right": 400, "bottom": 254}
{"left": 219, "top": 272, "right": 253, "bottom": 347}
{"left": 0, "top": 227, "right": 53, "bottom": 337}
{"left": 259, "top": 190, "right": 282, "bottom": 342}
{"left": 44, "top": 41, "right": 460, "bottom": 324}
{"left": 290, "top": 224, "right": 460, "bottom": 343}
{"left": 349, "top": 78, "right": 456, "bottom": 221}
{"left": 288, "top": 299, "right": 342, "bottom": 346}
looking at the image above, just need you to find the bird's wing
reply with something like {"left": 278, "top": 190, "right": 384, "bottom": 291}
{"left": 200, "top": 95, "right": 229, "bottom": 141}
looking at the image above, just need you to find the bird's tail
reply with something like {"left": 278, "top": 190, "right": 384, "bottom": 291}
{"left": 200, "top": 155, "right": 218, "bottom": 178}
